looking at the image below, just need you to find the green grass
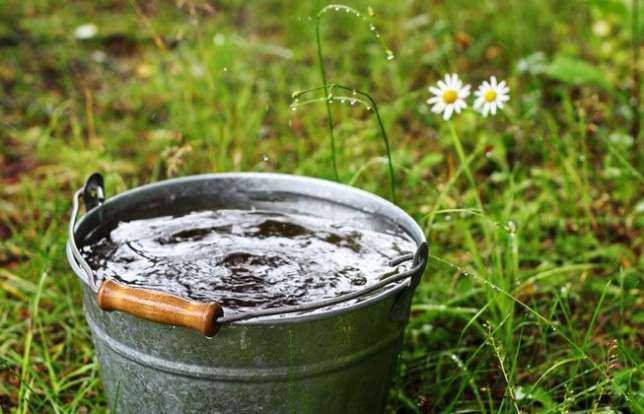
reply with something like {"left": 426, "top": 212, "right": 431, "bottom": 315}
{"left": 1, "top": 0, "right": 642, "bottom": 412}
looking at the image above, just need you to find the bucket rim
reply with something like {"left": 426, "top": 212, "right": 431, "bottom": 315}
{"left": 67, "top": 172, "right": 427, "bottom": 326}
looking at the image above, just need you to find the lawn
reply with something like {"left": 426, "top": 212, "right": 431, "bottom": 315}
{"left": 0, "top": 0, "right": 642, "bottom": 412}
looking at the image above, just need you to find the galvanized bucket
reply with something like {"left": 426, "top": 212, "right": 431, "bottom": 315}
{"left": 67, "top": 172, "right": 428, "bottom": 413}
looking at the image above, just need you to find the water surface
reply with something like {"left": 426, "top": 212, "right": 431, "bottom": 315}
{"left": 81, "top": 209, "right": 415, "bottom": 313}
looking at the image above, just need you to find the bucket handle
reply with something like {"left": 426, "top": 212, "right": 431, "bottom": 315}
{"left": 69, "top": 173, "right": 427, "bottom": 334}
{"left": 68, "top": 174, "right": 224, "bottom": 336}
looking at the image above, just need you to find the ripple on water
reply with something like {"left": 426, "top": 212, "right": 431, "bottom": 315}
{"left": 80, "top": 209, "right": 416, "bottom": 313}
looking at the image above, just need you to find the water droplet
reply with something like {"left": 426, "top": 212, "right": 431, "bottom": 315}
{"left": 291, "top": 106, "right": 297, "bottom": 112}
{"left": 223, "top": 67, "right": 228, "bottom": 72}
{"left": 365, "top": 106, "right": 371, "bottom": 111}
{"left": 339, "top": 98, "right": 345, "bottom": 104}
{"left": 352, "top": 90, "right": 357, "bottom": 96}
{"left": 386, "top": 50, "right": 395, "bottom": 61}
{"left": 368, "top": 6, "right": 375, "bottom": 17}
{"left": 350, "top": 99, "right": 356, "bottom": 106}
{"left": 261, "top": 153, "right": 270, "bottom": 162}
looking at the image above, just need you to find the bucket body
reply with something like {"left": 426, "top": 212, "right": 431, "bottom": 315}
{"left": 67, "top": 173, "right": 427, "bottom": 413}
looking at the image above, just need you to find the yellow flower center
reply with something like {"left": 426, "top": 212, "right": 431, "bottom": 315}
{"left": 442, "top": 90, "right": 458, "bottom": 104}
{"left": 484, "top": 89, "right": 497, "bottom": 102}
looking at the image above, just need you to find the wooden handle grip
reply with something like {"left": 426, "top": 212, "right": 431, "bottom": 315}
{"left": 97, "top": 279, "right": 223, "bottom": 336}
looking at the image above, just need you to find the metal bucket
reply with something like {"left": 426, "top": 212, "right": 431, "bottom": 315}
{"left": 67, "top": 172, "right": 427, "bottom": 413}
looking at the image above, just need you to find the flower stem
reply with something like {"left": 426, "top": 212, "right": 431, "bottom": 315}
{"left": 448, "top": 121, "right": 483, "bottom": 211}
{"left": 447, "top": 121, "right": 492, "bottom": 249}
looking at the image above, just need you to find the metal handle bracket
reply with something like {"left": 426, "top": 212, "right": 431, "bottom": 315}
{"left": 83, "top": 172, "right": 105, "bottom": 210}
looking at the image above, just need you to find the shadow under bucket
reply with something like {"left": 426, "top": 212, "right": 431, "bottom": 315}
{"left": 67, "top": 172, "right": 428, "bottom": 414}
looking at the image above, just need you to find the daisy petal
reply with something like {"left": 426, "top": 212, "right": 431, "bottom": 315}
{"left": 443, "top": 105, "right": 454, "bottom": 120}
{"left": 483, "top": 103, "right": 491, "bottom": 116}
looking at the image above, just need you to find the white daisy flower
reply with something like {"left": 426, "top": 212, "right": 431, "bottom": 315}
{"left": 473, "top": 76, "right": 510, "bottom": 117}
{"left": 427, "top": 73, "right": 470, "bottom": 121}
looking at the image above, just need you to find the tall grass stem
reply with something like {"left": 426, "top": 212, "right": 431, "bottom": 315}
{"left": 292, "top": 84, "right": 397, "bottom": 202}
{"left": 315, "top": 18, "right": 339, "bottom": 181}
